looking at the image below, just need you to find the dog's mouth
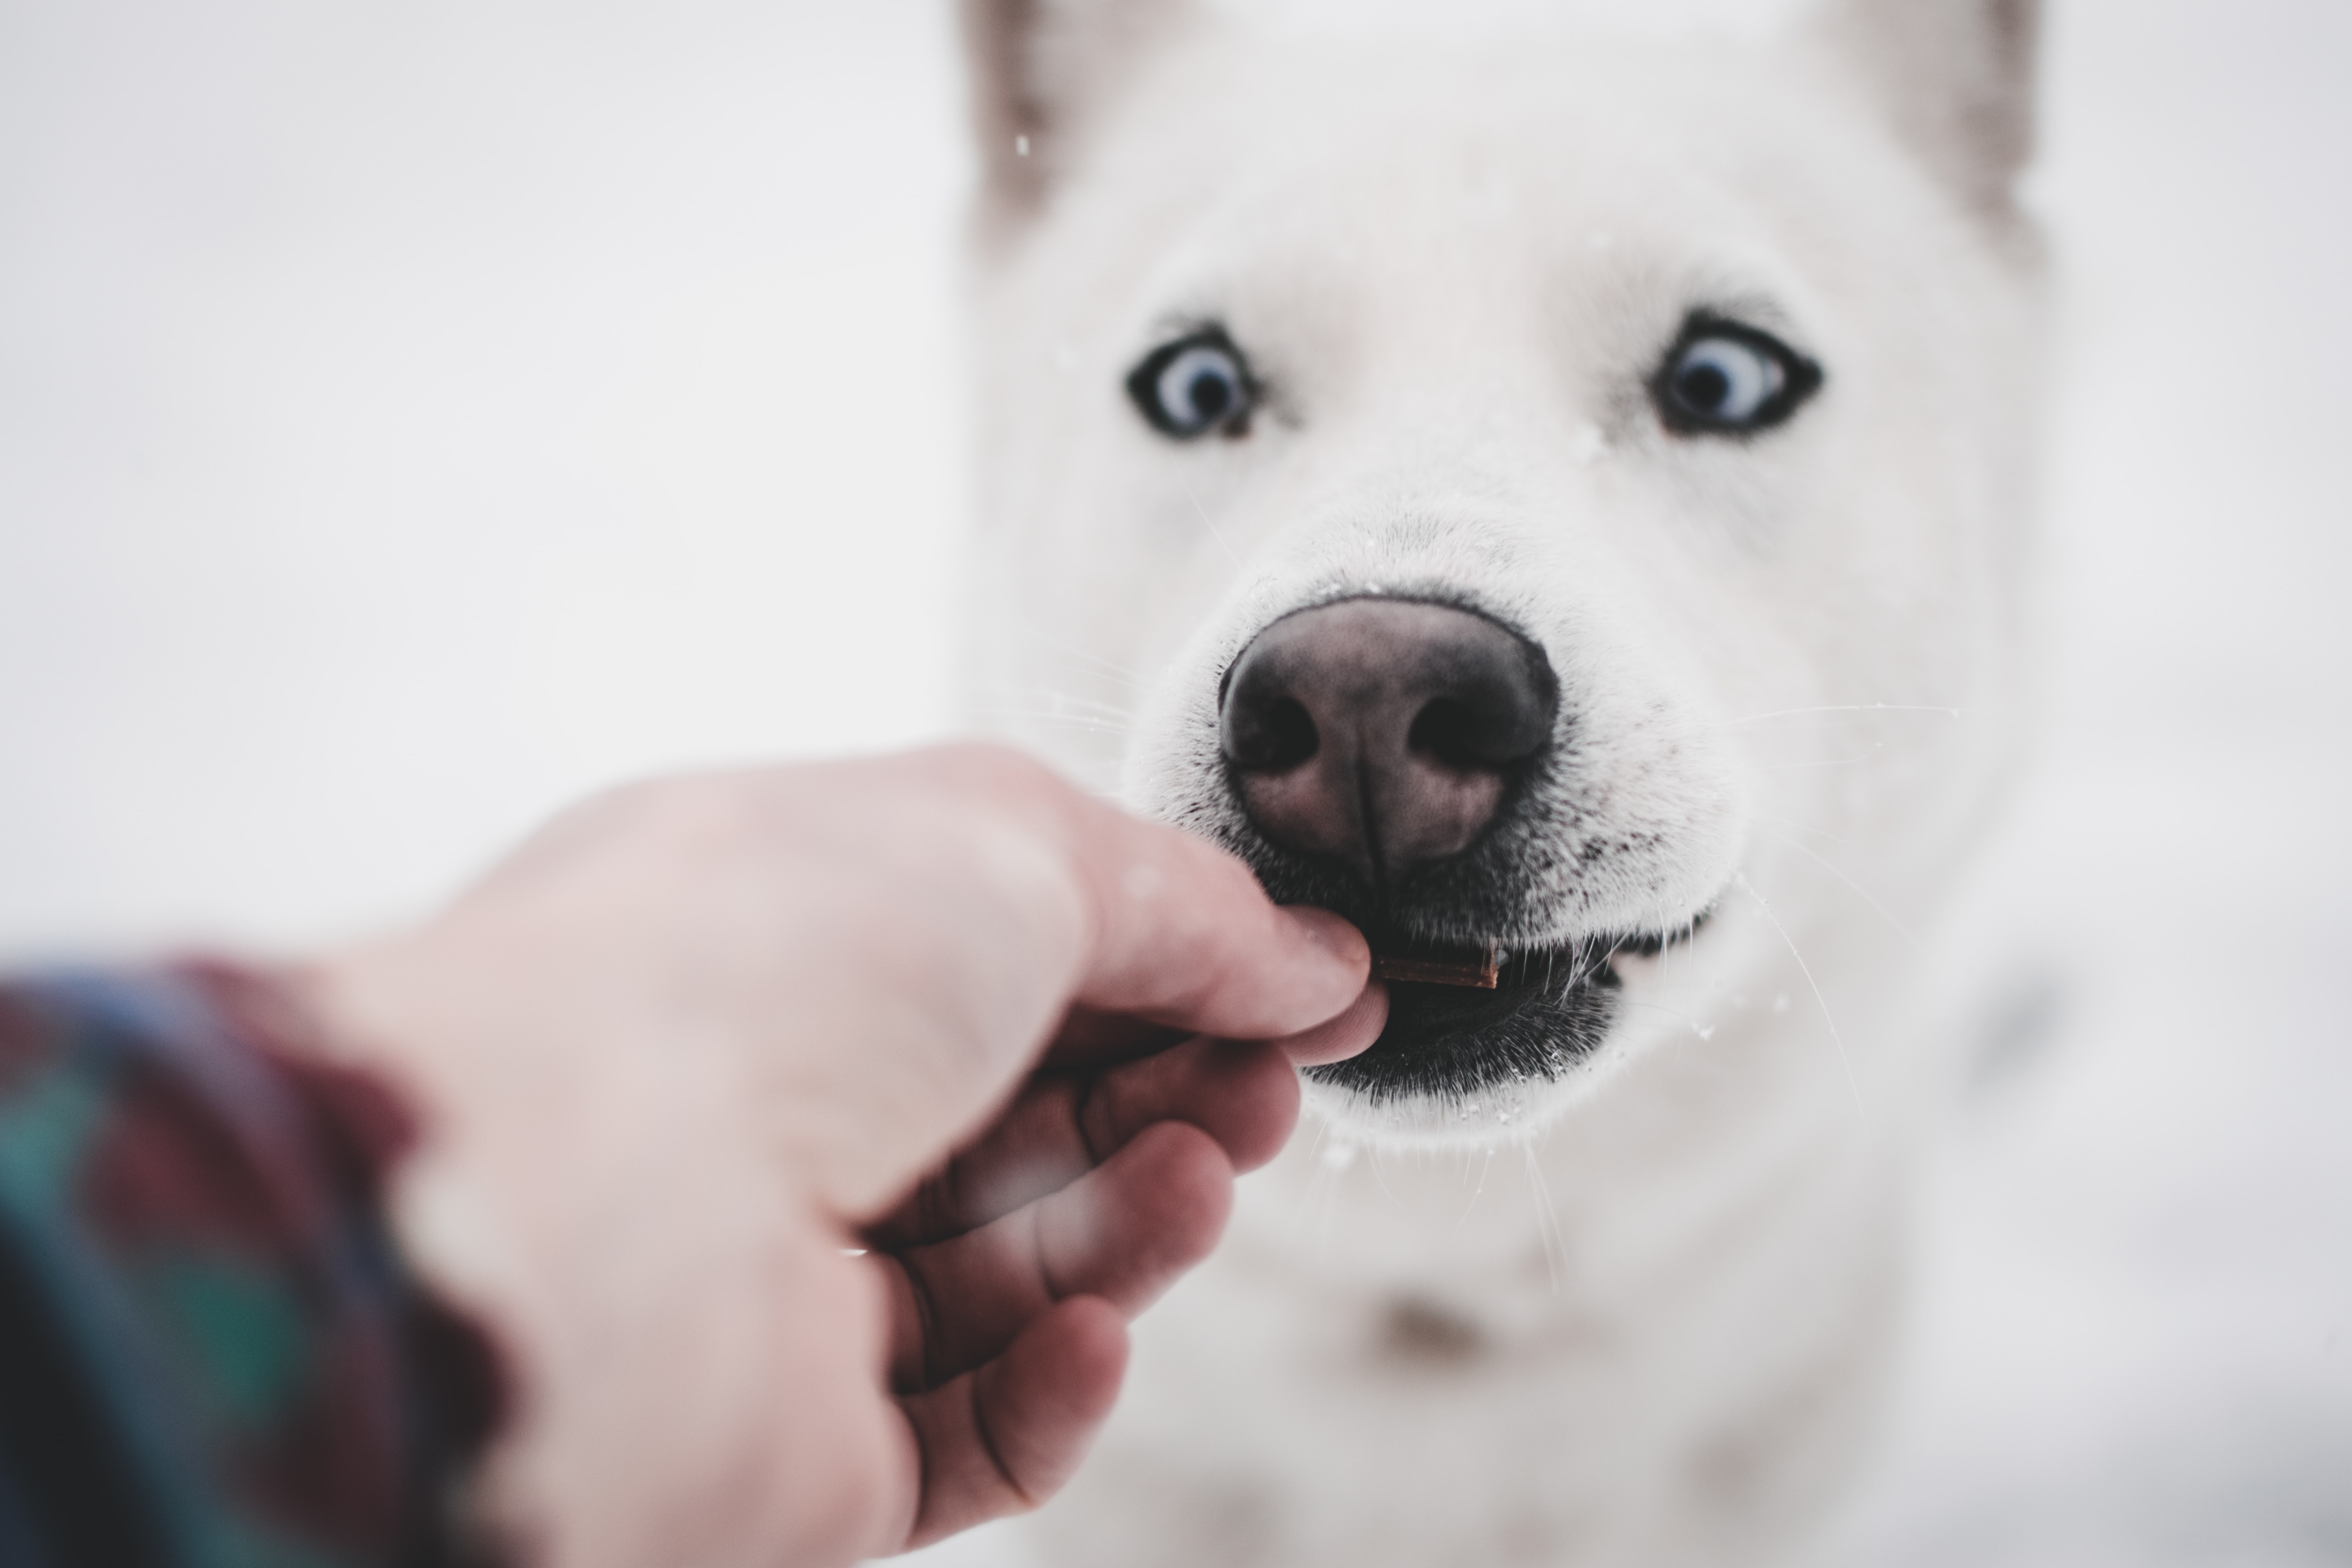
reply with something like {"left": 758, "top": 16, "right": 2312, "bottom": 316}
{"left": 1307, "top": 924, "right": 1695, "bottom": 1107}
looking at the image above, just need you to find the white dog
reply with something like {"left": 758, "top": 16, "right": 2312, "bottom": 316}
{"left": 954, "top": 0, "right": 2042, "bottom": 1561}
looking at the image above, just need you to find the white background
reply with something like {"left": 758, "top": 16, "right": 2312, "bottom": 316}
{"left": 4, "top": 1, "right": 2347, "bottom": 1561}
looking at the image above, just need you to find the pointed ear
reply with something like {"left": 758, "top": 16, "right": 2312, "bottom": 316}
{"left": 958, "top": 0, "right": 1198, "bottom": 225}
{"left": 1813, "top": 0, "right": 2041, "bottom": 218}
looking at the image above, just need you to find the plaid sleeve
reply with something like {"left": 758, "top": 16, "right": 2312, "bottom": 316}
{"left": 0, "top": 963, "right": 506, "bottom": 1568}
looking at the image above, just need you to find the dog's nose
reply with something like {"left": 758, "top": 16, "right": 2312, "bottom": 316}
{"left": 1220, "top": 598, "right": 1557, "bottom": 884}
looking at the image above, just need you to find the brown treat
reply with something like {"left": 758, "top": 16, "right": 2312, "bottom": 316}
{"left": 1371, "top": 944, "right": 1501, "bottom": 989}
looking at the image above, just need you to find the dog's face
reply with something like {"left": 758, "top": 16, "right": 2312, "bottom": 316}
{"left": 960, "top": 0, "right": 2041, "bottom": 1143}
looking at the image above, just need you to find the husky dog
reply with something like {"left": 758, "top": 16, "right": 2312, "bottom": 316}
{"left": 954, "top": 1, "right": 2042, "bottom": 1561}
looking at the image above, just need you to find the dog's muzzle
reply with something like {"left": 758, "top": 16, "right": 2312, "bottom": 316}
{"left": 1214, "top": 596, "right": 1682, "bottom": 1111}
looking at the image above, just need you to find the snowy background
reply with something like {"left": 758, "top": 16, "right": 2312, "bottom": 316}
{"left": 3, "top": 0, "right": 2347, "bottom": 1562}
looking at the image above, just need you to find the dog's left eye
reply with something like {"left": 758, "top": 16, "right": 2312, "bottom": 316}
{"left": 1653, "top": 318, "right": 1821, "bottom": 436}
{"left": 1127, "top": 328, "right": 1256, "bottom": 440}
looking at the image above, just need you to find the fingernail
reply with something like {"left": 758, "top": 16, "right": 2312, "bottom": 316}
{"left": 1280, "top": 906, "right": 1368, "bottom": 971}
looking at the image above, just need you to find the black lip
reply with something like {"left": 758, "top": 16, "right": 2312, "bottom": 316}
{"left": 1307, "top": 930, "right": 1677, "bottom": 1105}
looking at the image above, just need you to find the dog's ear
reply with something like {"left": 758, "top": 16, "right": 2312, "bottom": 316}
{"left": 1813, "top": 0, "right": 2040, "bottom": 218}
{"left": 959, "top": 0, "right": 1198, "bottom": 226}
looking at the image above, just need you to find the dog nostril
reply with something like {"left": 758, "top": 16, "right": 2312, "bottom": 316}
{"left": 1227, "top": 695, "right": 1319, "bottom": 772}
{"left": 1408, "top": 691, "right": 1550, "bottom": 770}
{"left": 1217, "top": 597, "right": 1559, "bottom": 883}
{"left": 1408, "top": 699, "right": 1490, "bottom": 770}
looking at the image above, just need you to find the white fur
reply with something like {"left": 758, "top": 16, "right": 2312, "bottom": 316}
{"left": 957, "top": 2, "right": 2041, "bottom": 1560}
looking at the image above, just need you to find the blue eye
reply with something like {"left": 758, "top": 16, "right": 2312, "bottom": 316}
{"left": 1654, "top": 317, "right": 1821, "bottom": 436}
{"left": 1128, "top": 328, "right": 1257, "bottom": 439}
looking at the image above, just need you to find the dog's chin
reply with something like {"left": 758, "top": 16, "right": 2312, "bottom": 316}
{"left": 1302, "top": 927, "right": 1691, "bottom": 1145}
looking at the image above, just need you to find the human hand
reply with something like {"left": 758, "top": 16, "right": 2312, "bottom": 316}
{"left": 303, "top": 744, "right": 1382, "bottom": 1567}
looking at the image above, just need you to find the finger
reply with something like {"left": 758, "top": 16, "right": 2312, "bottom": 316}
{"left": 1042, "top": 1006, "right": 1190, "bottom": 1067}
{"left": 878, "top": 1121, "right": 1231, "bottom": 1391}
{"left": 897, "top": 1295, "right": 1128, "bottom": 1550}
{"left": 1045, "top": 973, "right": 1383, "bottom": 1070}
{"left": 866, "top": 1038, "right": 1298, "bottom": 1248}
{"left": 766, "top": 744, "right": 1370, "bottom": 1220}
{"left": 1066, "top": 788, "right": 1373, "bottom": 1039}
{"left": 1274, "top": 980, "right": 1390, "bottom": 1066}
{"left": 904, "top": 744, "right": 1370, "bottom": 1043}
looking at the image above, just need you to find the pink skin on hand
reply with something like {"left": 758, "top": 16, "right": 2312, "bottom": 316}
{"left": 303, "top": 744, "right": 1381, "bottom": 1568}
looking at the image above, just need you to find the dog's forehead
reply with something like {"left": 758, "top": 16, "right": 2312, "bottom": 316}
{"left": 1100, "top": 29, "right": 1854, "bottom": 256}
{"left": 1045, "top": 28, "right": 1898, "bottom": 373}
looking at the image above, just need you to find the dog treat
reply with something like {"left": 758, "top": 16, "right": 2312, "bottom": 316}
{"left": 1371, "top": 942, "right": 1501, "bottom": 989}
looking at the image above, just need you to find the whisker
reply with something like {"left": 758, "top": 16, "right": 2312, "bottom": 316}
{"left": 1749, "top": 811, "right": 1852, "bottom": 847}
{"left": 1763, "top": 746, "right": 1887, "bottom": 770}
{"left": 1320, "top": 1141, "right": 1346, "bottom": 1253}
{"left": 1524, "top": 1146, "right": 1565, "bottom": 1294}
{"left": 968, "top": 706, "right": 1132, "bottom": 737}
{"left": 1369, "top": 1141, "right": 1405, "bottom": 1210}
{"left": 1178, "top": 474, "right": 1249, "bottom": 573}
{"left": 1617, "top": 997, "right": 1711, "bottom": 1032}
{"left": 979, "top": 688, "right": 1136, "bottom": 722}
{"left": 1735, "top": 871, "right": 1864, "bottom": 1118}
{"left": 1725, "top": 703, "right": 1960, "bottom": 727}
{"left": 1450, "top": 1147, "right": 1495, "bottom": 1238}
{"left": 1760, "top": 828, "right": 1920, "bottom": 949}
{"left": 1569, "top": 938, "right": 1619, "bottom": 992}
{"left": 1287, "top": 1118, "right": 1336, "bottom": 1257}
{"left": 1012, "top": 634, "right": 1152, "bottom": 689}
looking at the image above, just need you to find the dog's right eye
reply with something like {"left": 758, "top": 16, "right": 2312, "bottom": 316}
{"left": 1127, "top": 328, "right": 1257, "bottom": 440}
